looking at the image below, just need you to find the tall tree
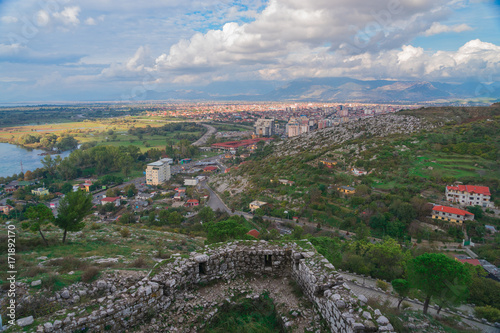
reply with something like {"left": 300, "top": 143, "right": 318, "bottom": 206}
{"left": 55, "top": 190, "right": 93, "bottom": 243}
{"left": 25, "top": 204, "right": 54, "bottom": 246}
{"left": 407, "top": 253, "right": 471, "bottom": 314}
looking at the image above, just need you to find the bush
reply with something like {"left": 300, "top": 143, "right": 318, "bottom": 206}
{"left": 129, "top": 257, "right": 149, "bottom": 268}
{"left": 22, "top": 266, "right": 47, "bottom": 278}
{"left": 90, "top": 222, "right": 101, "bottom": 230}
{"left": 46, "top": 256, "right": 88, "bottom": 273}
{"left": 120, "top": 227, "right": 131, "bottom": 238}
{"left": 81, "top": 266, "right": 100, "bottom": 283}
{"left": 475, "top": 306, "right": 500, "bottom": 323}
{"left": 376, "top": 279, "right": 390, "bottom": 291}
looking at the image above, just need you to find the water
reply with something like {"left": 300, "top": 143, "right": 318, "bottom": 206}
{"left": 0, "top": 142, "right": 71, "bottom": 178}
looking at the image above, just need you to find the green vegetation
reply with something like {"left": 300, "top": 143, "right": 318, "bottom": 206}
{"left": 203, "top": 292, "right": 281, "bottom": 333}
{"left": 55, "top": 190, "right": 93, "bottom": 243}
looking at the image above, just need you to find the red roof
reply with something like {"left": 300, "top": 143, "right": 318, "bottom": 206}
{"left": 186, "top": 199, "right": 199, "bottom": 203}
{"left": 204, "top": 166, "right": 218, "bottom": 171}
{"left": 101, "top": 197, "right": 120, "bottom": 202}
{"left": 447, "top": 185, "right": 490, "bottom": 196}
{"left": 457, "top": 259, "right": 481, "bottom": 266}
{"left": 246, "top": 229, "right": 260, "bottom": 238}
{"left": 432, "top": 205, "right": 473, "bottom": 216}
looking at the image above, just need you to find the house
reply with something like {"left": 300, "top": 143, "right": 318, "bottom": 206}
{"left": 445, "top": 185, "right": 493, "bottom": 208}
{"left": 431, "top": 205, "right": 474, "bottom": 224}
{"left": 100, "top": 197, "right": 121, "bottom": 207}
{"left": 136, "top": 192, "right": 154, "bottom": 200}
{"left": 454, "top": 256, "right": 482, "bottom": 267}
{"left": 175, "top": 187, "right": 187, "bottom": 193}
{"left": 5, "top": 186, "right": 16, "bottom": 193}
{"left": 49, "top": 202, "right": 58, "bottom": 209}
{"left": 246, "top": 229, "right": 260, "bottom": 239}
{"left": 240, "top": 153, "right": 250, "bottom": 159}
{"left": 184, "top": 199, "right": 199, "bottom": 207}
{"left": 17, "top": 180, "right": 35, "bottom": 188}
{"left": 203, "top": 166, "right": 218, "bottom": 172}
{"left": 338, "top": 186, "right": 356, "bottom": 194}
{"left": 0, "top": 205, "right": 14, "bottom": 214}
{"left": 145, "top": 159, "right": 171, "bottom": 185}
{"left": 184, "top": 178, "right": 199, "bottom": 186}
{"left": 351, "top": 167, "right": 368, "bottom": 176}
{"left": 174, "top": 192, "right": 186, "bottom": 201}
{"left": 195, "top": 175, "right": 207, "bottom": 182}
{"left": 320, "top": 159, "right": 337, "bottom": 168}
{"left": 278, "top": 179, "right": 295, "bottom": 186}
{"left": 31, "top": 187, "right": 49, "bottom": 196}
{"left": 249, "top": 200, "right": 267, "bottom": 212}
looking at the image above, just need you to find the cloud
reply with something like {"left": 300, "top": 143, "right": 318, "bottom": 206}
{"left": 424, "top": 22, "right": 473, "bottom": 36}
{"left": 85, "top": 17, "right": 96, "bottom": 25}
{"left": 53, "top": 6, "right": 81, "bottom": 26}
{"left": 1, "top": 16, "right": 18, "bottom": 24}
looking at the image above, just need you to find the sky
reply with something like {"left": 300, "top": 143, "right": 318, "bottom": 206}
{"left": 0, "top": 0, "right": 499, "bottom": 103}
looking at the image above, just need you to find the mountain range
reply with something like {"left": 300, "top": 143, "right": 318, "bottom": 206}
{"left": 142, "top": 77, "right": 500, "bottom": 103}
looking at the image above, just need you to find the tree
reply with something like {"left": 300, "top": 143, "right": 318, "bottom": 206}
{"left": 55, "top": 190, "right": 93, "bottom": 243}
{"left": 391, "top": 279, "right": 410, "bottom": 309}
{"left": 25, "top": 204, "right": 54, "bottom": 246}
{"left": 198, "top": 206, "right": 215, "bottom": 223}
{"left": 204, "top": 216, "right": 249, "bottom": 244}
{"left": 407, "top": 253, "right": 471, "bottom": 314}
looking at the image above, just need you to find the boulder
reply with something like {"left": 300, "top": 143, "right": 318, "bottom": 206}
{"left": 17, "top": 316, "right": 34, "bottom": 327}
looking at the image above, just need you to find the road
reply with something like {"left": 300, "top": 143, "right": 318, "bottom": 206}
{"left": 341, "top": 274, "right": 498, "bottom": 333}
{"left": 192, "top": 123, "right": 217, "bottom": 147}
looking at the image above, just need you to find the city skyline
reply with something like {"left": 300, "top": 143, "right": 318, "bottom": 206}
{"left": 1, "top": 0, "right": 499, "bottom": 103}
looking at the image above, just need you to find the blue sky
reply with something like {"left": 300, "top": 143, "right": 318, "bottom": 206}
{"left": 0, "top": 0, "right": 499, "bottom": 103}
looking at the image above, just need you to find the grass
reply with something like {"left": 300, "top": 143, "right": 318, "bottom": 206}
{"left": 203, "top": 292, "right": 282, "bottom": 333}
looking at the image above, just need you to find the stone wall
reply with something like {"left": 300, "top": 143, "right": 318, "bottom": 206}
{"left": 35, "top": 240, "right": 394, "bottom": 332}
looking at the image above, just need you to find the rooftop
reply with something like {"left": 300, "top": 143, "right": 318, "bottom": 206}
{"left": 432, "top": 205, "right": 473, "bottom": 216}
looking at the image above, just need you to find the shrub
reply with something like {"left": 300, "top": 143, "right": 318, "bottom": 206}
{"left": 129, "top": 257, "right": 149, "bottom": 268}
{"left": 46, "top": 256, "right": 88, "bottom": 273}
{"left": 376, "top": 279, "right": 390, "bottom": 291}
{"left": 120, "top": 227, "right": 131, "bottom": 238}
{"left": 22, "top": 266, "right": 47, "bottom": 278}
{"left": 90, "top": 222, "right": 101, "bottom": 230}
{"left": 475, "top": 306, "right": 500, "bottom": 323}
{"left": 81, "top": 266, "right": 100, "bottom": 283}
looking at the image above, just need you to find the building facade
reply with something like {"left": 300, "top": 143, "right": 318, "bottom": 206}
{"left": 432, "top": 205, "right": 474, "bottom": 224}
{"left": 445, "top": 185, "right": 493, "bottom": 208}
{"left": 254, "top": 118, "right": 275, "bottom": 137}
{"left": 146, "top": 159, "right": 171, "bottom": 185}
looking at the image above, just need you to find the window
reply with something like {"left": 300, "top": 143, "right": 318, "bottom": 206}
{"left": 265, "top": 255, "right": 272, "bottom": 267}
{"left": 199, "top": 262, "right": 207, "bottom": 275}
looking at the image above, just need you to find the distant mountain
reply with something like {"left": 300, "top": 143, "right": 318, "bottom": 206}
{"left": 138, "top": 77, "right": 500, "bottom": 103}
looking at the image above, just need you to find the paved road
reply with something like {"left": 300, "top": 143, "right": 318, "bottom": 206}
{"left": 341, "top": 274, "right": 498, "bottom": 333}
{"left": 192, "top": 124, "right": 217, "bottom": 147}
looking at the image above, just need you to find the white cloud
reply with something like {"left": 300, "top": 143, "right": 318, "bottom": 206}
{"left": 53, "top": 6, "right": 81, "bottom": 26}
{"left": 1, "top": 16, "right": 18, "bottom": 24}
{"left": 85, "top": 17, "right": 97, "bottom": 25}
{"left": 424, "top": 22, "right": 473, "bottom": 36}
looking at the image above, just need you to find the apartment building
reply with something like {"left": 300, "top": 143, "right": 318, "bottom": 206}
{"left": 445, "top": 185, "right": 493, "bottom": 208}
{"left": 146, "top": 159, "right": 171, "bottom": 185}
{"left": 432, "top": 205, "right": 474, "bottom": 225}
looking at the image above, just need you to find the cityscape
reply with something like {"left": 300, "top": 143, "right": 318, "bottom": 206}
{"left": 0, "top": 0, "right": 499, "bottom": 332}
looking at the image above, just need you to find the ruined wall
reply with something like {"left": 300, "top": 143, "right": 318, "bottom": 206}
{"left": 38, "top": 241, "right": 394, "bottom": 333}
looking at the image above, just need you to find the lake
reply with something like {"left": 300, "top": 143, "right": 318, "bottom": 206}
{"left": 0, "top": 142, "right": 71, "bottom": 178}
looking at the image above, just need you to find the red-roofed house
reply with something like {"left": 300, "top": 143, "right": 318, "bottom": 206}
{"left": 432, "top": 205, "right": 474, "bottom": 224}
{"left": 203, "top": 166, "right": 218, "bottom": 172}
{"left": 446, "top": 185, "right": 493, "bottom": 208}
{"left": 101, "top": 197, "right": 121, "bottom": 207}
{"left": 246, "top": 229, "right": 260, "bottom": 238}
{"left": 184, "top": 199, "right": 199, "bottom": 207}
{"left": 0, "top": 205, "right": 14, "bottom": 215}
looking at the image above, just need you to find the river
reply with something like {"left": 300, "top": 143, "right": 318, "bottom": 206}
{"left": 0, "top": 142, "right": 71, "bottom": 178}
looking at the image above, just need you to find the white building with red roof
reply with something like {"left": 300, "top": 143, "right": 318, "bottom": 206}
{"left": 446, "top": 185, "right": 493, "bottom": 208}
{"left": 101, "top": 197, "right": 121, "bottom": 207}
{"left": 432, "top": 205, "right": 474, "bottom": 224}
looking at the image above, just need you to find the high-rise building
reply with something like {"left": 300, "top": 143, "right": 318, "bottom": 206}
{"left": 254, "top": 118, "right": 275, "bottom": 137}
{"left": 146, "top": 159, "right": 171, "bottom": 185}
{"left": 287, "top": 117, "right": 300, "bottom": 137}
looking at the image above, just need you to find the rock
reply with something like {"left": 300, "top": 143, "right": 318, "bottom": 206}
{"left": 53, "top": 320, "right": 62, "bottom": 329}
{"left": 335, "top": 300, "right": 346, "bottom": 309}
{"left": 194, "top": 255, "right": 209, "bottom": 263}
{"left": 362, "top": 311, "right": 372, "bottom": 320}
{"left": 97, "top": 280, "right": 107, "bottom": 290}
{"left": 60, "top": 289, "right": 70, "bottom": 299}
{"left": 377, "top": 315, "right": 390, "bottom": 325}
{"left": 374, "top": 309, "right": 382, "bottom": 316}
{"left": 31, "top": 280, "right": 42, "bottom": 287}
{"left": 43, "top": 322, "right": 54, "bottom": 332}
{"left": 358, "top": 294, "right": 368, "bottom": 304}
{"left": 17, "top": 316, "right": 34, "bottom": 327}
